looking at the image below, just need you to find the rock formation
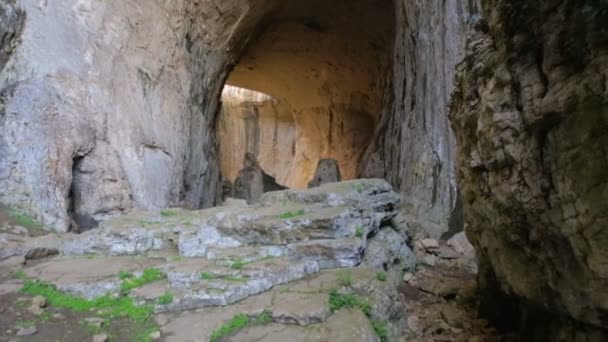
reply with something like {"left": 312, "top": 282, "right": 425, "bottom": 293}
{"left": 232, "top": 153, "right": 287, "bottom": 203}
{"left": 308, "top": 159, "right": 342, "bottom": 188}
{"left": 450, "top": 1, "right": 608, "bottom": 339}
{"left": 1, "top": 0, "right": 606, "bottom": 340}
{"left": 360, "top": 1, "right": 480, "bottom": 238}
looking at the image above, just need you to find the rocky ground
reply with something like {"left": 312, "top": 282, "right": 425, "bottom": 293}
{"left": 0, "top": 180, "right": 512, "bottom": 342}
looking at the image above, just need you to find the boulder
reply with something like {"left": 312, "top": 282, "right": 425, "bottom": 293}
{"left": 233, "top": 153, "right": 287, "bottom": 204}
{"left": 308, "top": 159, "right": 342, "bottom": 188}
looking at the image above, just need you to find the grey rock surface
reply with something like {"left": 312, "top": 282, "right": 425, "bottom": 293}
{"left": 449, "top": 0, "right": 608, "bottom": 339}
{"left": 360, "top": 0, "right": 480, "bottom": 239}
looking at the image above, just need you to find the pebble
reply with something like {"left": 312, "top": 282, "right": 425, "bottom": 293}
{"left": 16, "top": 326, "right": 37, "bottom": 336}
{"left": 402, "top": 272, "right": 414, "bottom": 283}
{"left": 419, "top": 238, "right": 439, "bottom": 250}
{"left": 93, "top": 333, "right": 109, "bottom": 342}
{"left": 32, "top": 295, "right": 47, "bottom": 308}
{"left": 149, "top": 330, "right": 161, "bottom": 340}
{"left": 84, "top": 317, "right": 105, "bottom": 328}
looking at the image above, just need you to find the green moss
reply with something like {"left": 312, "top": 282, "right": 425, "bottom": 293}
{"left": 336, "top": 270, "right": 353, "bottom": 287}
{"left": 375, "top": 272, "right": 387, "bottom": 282}
{"left": 157, "top": 292, "right": 173, "bottom": 305}
{"left": 277, "top": 209, "right": 305, "bottom": 219}
{"left": 209, "top": 312, "right": 272, "bottom": 342}
{"left": 370, "top": 320, "right": 389, "bottom": 342}
{"left": 355, "top": 226, "right": 364, "bottom": 238}
{"left": 120, "top": 268, "right": 165, "bottom": 292}
{"left": 160, "top": 209, "right": 178, "bottom": 217}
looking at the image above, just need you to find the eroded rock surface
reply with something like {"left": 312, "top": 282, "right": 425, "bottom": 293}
{"left": 450, "top": 1, "right": 608, "bottom": 339}
{"left": 1, "top": 180, "right": 412, "bottom": 341}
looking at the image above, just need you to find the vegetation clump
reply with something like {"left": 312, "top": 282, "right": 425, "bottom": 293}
{"left": 277, "top": 209, "right": 305, "bottom": 219}
{"left": 328, "top": 289, "right": 389, "bottom": 340}
{"left": 120, "top": 268, "right": 165, "bottom": 292}
{"left": 209, "top": 312, "right": 272, "bottom": 342}
{"left": 375, "top": 272, "right": 387, "bottom": 282}
{"left": 160, "top": 209, "right": 178, "bottom": 217}
{"left": 355, "top": 226, "right": 365, "bottom": 238}
{"left": 328, "top": 289, "right": 371, "bottom": 317}
{"left": 157, "top": 292, "right": 173, "bottom": 305}
{"left": 336, "top": 270, "right": 353, "bottom": 287}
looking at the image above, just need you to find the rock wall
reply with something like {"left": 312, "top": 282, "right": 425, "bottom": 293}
{"left": 226, "top": 0, "right": 394, "bottom": 189}
{"left": 450, "top": 0, "right": 608, "bottom": 339}
{"left": 360, "top": 0, "right": 480, "bottom": 238}
{"left": 0, "top": 0, "right": 196, "bottom": 231}
{"left": 0, "top": 0, "right": 282, "bottom": 231}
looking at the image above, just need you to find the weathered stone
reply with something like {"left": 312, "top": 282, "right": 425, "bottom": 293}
{"left": 449, "top": 0, "right": 608, "bottom": 338}
{"left": 233, "top": 153, "right": 287, "bottom": 204}
{"left": 447, "top": 232, "right": 475, "bottom": 257}
{"left": 16, "top": 326, "right": 37, "bottom": 337}
{"left": 84, "top": 317, "right": 105, "bottom": 329}
{"left": 360, "top": 0, "right": 480, "bottom": 239}
{"left": 92, "top": 333, "right": 108, "bottom": 342}
{"left": 308, "top": 159, "right": 342, "bottom": 188}
{"left": 362, "top": 227, "right": 416, "bottom": 271}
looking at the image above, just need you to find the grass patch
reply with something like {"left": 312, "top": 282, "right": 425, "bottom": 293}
{"left": 329, "top": 289, "right": 388, "bottom": 341}
{"left": 160, "top": 209, "right": 178, "bottom": 217}
{"left": 8, "top": 209, "right": 43, "bottom": 230}
{"left": 328, "top": 289, "right": 371, "bottom": 317}
{"left": 120, "top": 268, "right": 165, "bottom": 292}
{"left": 336, "top": 270, "right": 353, "bottom": 287}
{"left": 201, "top": 272, "right": 218, "bottom": 280}
{"left": 19, "top": 273, "right": 160, "bottom": 341}
{"left": 230, "top": 259, "right": 248, "bottom": 270}
{"left": 370, "top": 320, "right": 389, "bottom": 342}
{"left": 157, "top": 292, "right": 173, "bottom": 305}
{"left": 21, "top": 279, "right": 153, "bottom": 321}
{"left": 210, "top": 312, "right": 272, "bottom": 342}
{"left": 355, "top": 226, "right": 364, "bottom": 238}
{"left": 375, "top": 272, "right": 387, "bottom": 282}
{"left": 277, "top": 209, "right": 305, "bottom": 219}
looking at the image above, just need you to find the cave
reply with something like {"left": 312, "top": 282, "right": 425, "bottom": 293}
{"left": 0, "top": 1, "right": 607, "bottom": 341}
{"left": 217, "top": 0, "right": 394, "bottom": 189}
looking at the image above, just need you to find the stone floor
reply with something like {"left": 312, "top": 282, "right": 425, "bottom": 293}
{"left": 0, "top": 180, "right": 513, "bottom": 341}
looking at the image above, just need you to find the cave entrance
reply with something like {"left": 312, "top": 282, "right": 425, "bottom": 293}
{"left": 217, "top": 0, "right": 395, "bottom": 191}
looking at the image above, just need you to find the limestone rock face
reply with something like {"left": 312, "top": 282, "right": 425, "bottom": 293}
{"left": 360, "top": 0, "right": 480, "bottom": 238}
{"left": 308, "top": 159, "right": 342, "bottom": 188}
{"left": 0, "top": 0, "right": 206, "bottom": 231}
{"left": 450, "top": 1, "right": 608, "bottom": 338}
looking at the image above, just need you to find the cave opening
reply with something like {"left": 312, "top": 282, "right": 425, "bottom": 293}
{"left": 216, "top": 0, "right": 395, "bottom": 196}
